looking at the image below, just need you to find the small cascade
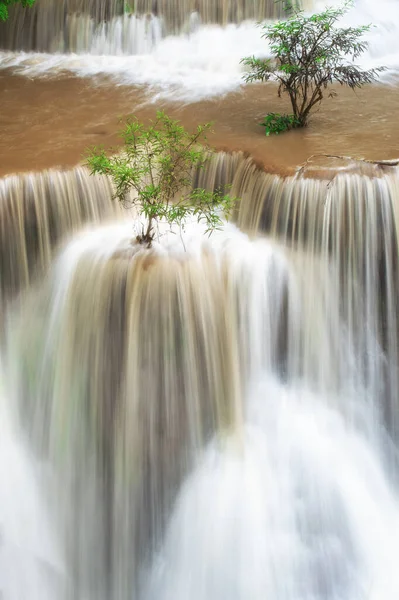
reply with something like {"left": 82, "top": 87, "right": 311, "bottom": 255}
{"left": 0, "top": 167, "right": 117, "bottom": 303}
{"left": 0, "top": 0, "right": 289, "bottom": 52}
{"left": 195, "top": 152, "right": 399, "bottom": 439}
{"left": 0, "top": 0, "right": 396, "bottom": 100}
{"left": 133, "top": 0, "right": 287, "bottom": 29}
{"left": 85, "top": 13, "right": 162, "bottom": 55}
{"left": 0, "top": 10, "right": 163, "bottom": 54}
{"left": 52, "top": 13, "right": 163, "bottom": 54}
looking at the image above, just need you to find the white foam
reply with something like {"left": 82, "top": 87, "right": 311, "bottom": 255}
{"left": 0, "top": 22, "right": 267, "bottom": 101}
{"left": 0, "top": 371, "right": 65, "bottom": 600}
{"left": 144, "top": 377, "right": 399, "bottom": 600}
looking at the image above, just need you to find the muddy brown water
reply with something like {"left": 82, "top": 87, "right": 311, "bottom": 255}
{"left": 1, "top": 72, "right": 398, "bottom": 177}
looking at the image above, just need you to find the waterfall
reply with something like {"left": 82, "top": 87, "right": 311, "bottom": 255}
{"left": 1, "top": 153, "right": 399, "bottom": 598}
{"left": 0, "top": 0, "right": 396, "bottom": 102}
{"left": 1, "top": 0, "right": 397, "bottom": 57}
{"left": 0, "top": 167, "right": 117, "bottom": 303}
{"left": 196, "top": 152, "right": 399, "bottom": 438}
{"left": 0, "top": 0, "right": 290, "bottom": 52}
{"left": 0, "top": 12, "right": 164, "bottom": 54}
{"left": 0, "top": 0, "right": 398, "bottom": 592}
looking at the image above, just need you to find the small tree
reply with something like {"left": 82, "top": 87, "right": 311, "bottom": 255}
{"left": 87, "top": 112, "right": 235, "bottom": 247}
{"left": 241, "top": 0, "right": 385, "bottom": 134}
{"left": 0, "top": 0, "right": 35, "bottom": 20}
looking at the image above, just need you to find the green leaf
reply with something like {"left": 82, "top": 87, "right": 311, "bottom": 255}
{"left": 0, "top": 0, "right": 35, "bottom": 20}
{"left": 85, "top": 113, "right": 239, "bottom": 247}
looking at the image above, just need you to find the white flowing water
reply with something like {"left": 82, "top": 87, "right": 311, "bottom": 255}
{"left": 0, "top": 367, "right": 64, "bottom": 600}
{"left": 0, "top": 0, "right": 398, "bottom": 101}
{"left": 1, "top": 208, "right": 399, "bottom": 599}
{"left": 144, "top": 379, "right": 399, "bottom": 600}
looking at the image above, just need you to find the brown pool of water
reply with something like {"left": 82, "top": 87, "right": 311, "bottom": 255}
{"left": 0, "top": 72, "right": 398, "bottom": 177}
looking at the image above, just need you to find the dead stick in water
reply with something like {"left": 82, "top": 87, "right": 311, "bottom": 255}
{"left": 296, "top": 154, "right": 399, "bottom": 177}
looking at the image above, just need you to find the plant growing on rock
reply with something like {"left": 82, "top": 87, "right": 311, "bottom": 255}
{"left": 87, "top": 112, "right": 235, "bottom": 247}
{"left": 241, "top": 0, "right": 385, "bottom": 134}
{"left": 0, "top": 0, "right": 35, "bottom": 20}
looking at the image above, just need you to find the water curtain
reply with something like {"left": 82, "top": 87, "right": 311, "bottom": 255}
{"left": 2, "top": 154, "right": 399, "bottom": 598}
{"left": 0, "top": 0, "right": 291, "bottom": 52}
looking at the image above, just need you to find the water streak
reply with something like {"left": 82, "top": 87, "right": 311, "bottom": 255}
{"left": 196, "top": 153, "right": 399, "bottom": 439}
{"left": 0, "top": 0, "right": 288, "bottom": 52}
{"left": 0, "top": 167, "right": 117, "bottom": 303}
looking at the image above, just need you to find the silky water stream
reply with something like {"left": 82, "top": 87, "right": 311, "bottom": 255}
{"left": 1, "top": 157, "right": 399, "bottom": 599}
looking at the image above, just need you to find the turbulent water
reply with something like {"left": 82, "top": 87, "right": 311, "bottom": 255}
{"left": 0, "top": 0, "right": 398, "bottom": 101}
{"left": 1, "top": 156, "right": 399, "bottom": 598}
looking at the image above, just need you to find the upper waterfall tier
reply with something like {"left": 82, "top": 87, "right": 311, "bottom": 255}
{"left": 0, "top": 0, "right": 305, "bottom": 52}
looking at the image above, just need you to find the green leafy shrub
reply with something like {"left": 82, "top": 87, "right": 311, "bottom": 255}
{"left": 242, "top": 0, "right": 385, "bottom": 129}
{"left": 261, "top": 113, "right": 300, "bottom": 135}
{"left": 0, "top": 0, "right": 35, "bottom": 20}
{"left": 87, "top": 112, "right": 236, "bottom": 247}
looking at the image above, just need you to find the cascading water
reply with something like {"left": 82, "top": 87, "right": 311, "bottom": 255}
{"left": 0, "top": 0, "right": 398, "bottom": 101}
{"left": 1, "top": 153, "right": 399, "bottom": 598}
{"left": 1, "top": 0, "right": 399, "bottom": 594}
{"left": 0, "top": 167, "right": 118, "bottom": 302}
{"left": 197, "top": 153, "right": 399, "bottom": 439}
{"left": 0, "top": 0, "right": 289, "bottom": 52}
